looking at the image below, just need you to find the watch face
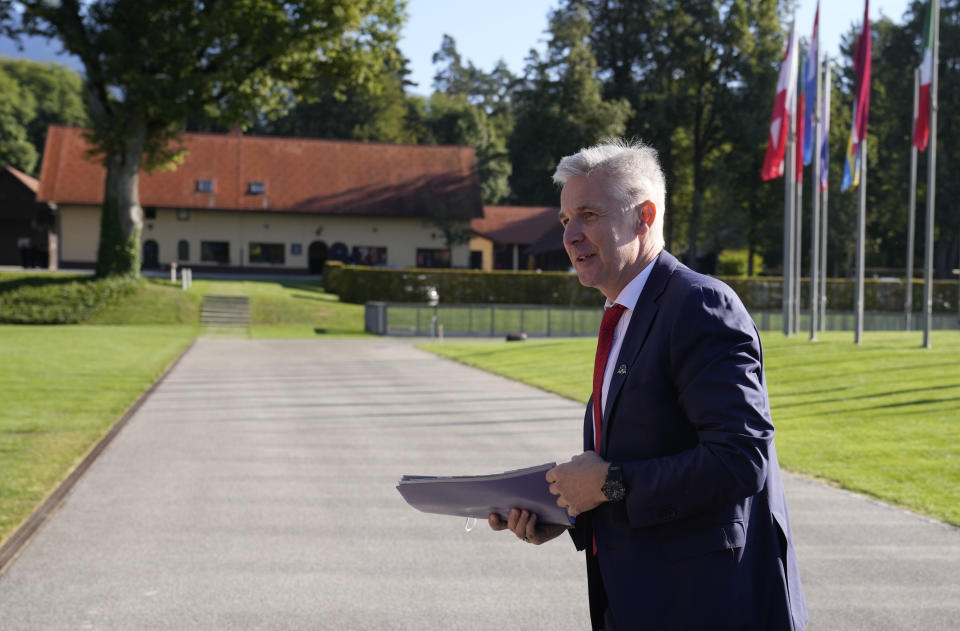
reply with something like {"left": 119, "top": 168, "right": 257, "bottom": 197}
{"left": 602, "top": 479, "right": 625, "bottom": 502}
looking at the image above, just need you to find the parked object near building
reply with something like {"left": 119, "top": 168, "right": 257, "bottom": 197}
{"left": 36, "top": 126, "right": 484, "bottom": 273}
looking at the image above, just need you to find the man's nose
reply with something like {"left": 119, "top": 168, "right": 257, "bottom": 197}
{"left": 563, "top": 221, "right": 581, "bottom": 246}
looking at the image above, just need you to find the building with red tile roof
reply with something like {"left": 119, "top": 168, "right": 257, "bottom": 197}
{"left": 37, "top": 126, "right": 484, "bottom": 271}
{"left": 469, "top": 205, "right": 568, "bottom": 271}
{"left": 0, "top": 166, "right": 56, "bottom": 268}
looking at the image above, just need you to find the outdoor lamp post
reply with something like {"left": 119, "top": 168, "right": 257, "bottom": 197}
{"left": 426, "top": 286, "right": 439, "bottom": 338}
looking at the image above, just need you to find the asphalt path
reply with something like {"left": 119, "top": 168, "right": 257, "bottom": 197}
{"left": 0, "top": 338, "right": 957, "bottom": 630}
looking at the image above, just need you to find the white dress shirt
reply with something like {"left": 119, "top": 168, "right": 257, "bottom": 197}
{"left": 594, "top": 260, "right": 656, "bottom": 446}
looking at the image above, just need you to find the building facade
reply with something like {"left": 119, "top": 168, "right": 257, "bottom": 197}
{"left": 38, "top": 127, "right": 483, "bottom": 272}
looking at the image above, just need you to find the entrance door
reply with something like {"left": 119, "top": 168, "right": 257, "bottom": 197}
{"left": 142, "top": 240, "right": 159, "bottom": 269}
{"left": 308, "top": 240, "right": 328, "bottom": 273}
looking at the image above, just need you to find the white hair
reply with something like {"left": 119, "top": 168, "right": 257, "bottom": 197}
{"left": 552, "top": 138, "right": 666, "bottom": 249}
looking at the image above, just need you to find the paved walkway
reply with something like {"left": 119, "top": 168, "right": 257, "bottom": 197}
{"left": 0, "top": 338, "right": 957, "bottom": 629}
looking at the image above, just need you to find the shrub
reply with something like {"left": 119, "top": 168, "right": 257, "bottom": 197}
{"left": 321, "top": 262, "right": 959, "bottom": 313}
{"left": 717, "top": 250, "right": 764, "bottom": 276}
{"left": 0, "top": 275, "right": 142, "bottom": 324}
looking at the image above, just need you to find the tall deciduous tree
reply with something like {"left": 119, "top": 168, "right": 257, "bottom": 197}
{"left": 252, "top": 45, "right": 416, "bottom": 144}
{"left": 0, "top": 58, "right": 87, "bottom": 174}
{"left": 509, "top": 3, "right": 632, "bottom": 205}
{"left": 0, "top": 66, "right": 38, "bottom": 173}
{"left": 579, "top": 0, "right": 785, "bottom": 270}
{"left": 3, "top": 0, "right": 404, "bottom": 277}
{"left": 428, "top": 35, "right": 515, "bottom": 204}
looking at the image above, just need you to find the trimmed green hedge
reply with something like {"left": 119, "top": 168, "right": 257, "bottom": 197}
{"left": 0, "top": 275, "right": 142, "bottom": 324}
{"left": 324, "top": 261, "right": 959, "bottom": 312}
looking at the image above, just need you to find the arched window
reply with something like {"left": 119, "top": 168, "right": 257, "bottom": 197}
{"left": 178, "top": 240, "right": 189, "bottom": 261}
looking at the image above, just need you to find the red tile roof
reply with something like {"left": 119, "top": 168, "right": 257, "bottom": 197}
{"left": 471, "top": 205, "right": 560, "bottom": 245}
{"left": 36, "top": 126, "right": 483, "bottom": 220}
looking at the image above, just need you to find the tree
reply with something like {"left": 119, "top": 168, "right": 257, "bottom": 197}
{"left": 252, "top": 44, "right": 417, "bottom": 144}
{"left": 3, "top": 0, "right": 405, "bottom": 277}
{"left": 0, "top": 66, "right": 38, "bottom": 173}
{"left": 428, "top": 35, "right": 515, "bottom": 204}
{"left": 716, "top": 0, "right": 784, "bottom": 275}
{"left": 0, "top": 58, "right": 87, "bottom": 174}
{"left": 509, "top": 3, "right": 632, "bottom": 205}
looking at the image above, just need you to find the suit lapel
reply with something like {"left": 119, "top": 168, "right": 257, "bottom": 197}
{"left": 601, "top": 251, "right": 679, "bottom": 455}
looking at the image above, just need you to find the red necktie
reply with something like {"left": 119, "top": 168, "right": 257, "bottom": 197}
{"left": 592, "top": 304, "right": 626, "bottom": 453}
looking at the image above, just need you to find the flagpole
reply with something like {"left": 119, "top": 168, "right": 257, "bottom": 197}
{"left": 855, "top": 136, "right": 866, "bottom": 345}
{"left": 784, "top": 124, "right": 796, "bottom": 337}
{"left": 810, "top": 53, "right": 822, "bottom": 341}
{"left": 906, "top": 68, "right": 919, "bottom": 331}
{"left": 923, "top": 0, "right": 940, "bottom": 349}
{"left": 820, "top": 60, "right": 831, "bottom": 331}
{"left": 795, "top": 163, "right": 803, "bottom": 334}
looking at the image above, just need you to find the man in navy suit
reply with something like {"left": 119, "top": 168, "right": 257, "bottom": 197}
{"left": 490, "top": 140, "right": 807, "bottom": 630}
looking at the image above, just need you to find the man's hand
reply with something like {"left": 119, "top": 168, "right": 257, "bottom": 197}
{"left": 546, "top": 451, "right": 609, "bottom": 517}
{"left": 488, "top": 509, "right": 566, "bottom": 545}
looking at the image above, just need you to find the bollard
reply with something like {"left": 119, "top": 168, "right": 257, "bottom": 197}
{"left": 186, "top": 268, "right": 192, "bottom": 289}
{"left": 170, "top": 262, "right": 177, "bottom": 284}
{"left": 181, "top": 269, "right": 188, "bottom": 290}
{"left": 438, "top": 324, "right": 444, "bottom": 342}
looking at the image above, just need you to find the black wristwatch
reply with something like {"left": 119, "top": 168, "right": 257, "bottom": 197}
{"left": 602, "top": 463, "right": 626, "bottom": 503}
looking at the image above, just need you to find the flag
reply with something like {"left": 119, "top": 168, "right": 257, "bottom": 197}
{"left": 803, "top": 2, "right": 820, "bottom": 165}
{"left": 841, "top": 1, "right": 872, "bottom": 192}
{"left": 913, "top": 0, "right": 934, "bottom": 151}
{"left": 762, "top": 21, "right": 799, "bottom": 181}
{"left": 796, "top": 51, "right": 806, "bottom": 183}
{"left": 819, "top": 61, "right": 831, "bottom": 192}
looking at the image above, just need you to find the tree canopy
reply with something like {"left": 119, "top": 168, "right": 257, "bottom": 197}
{"left": 2, "top": 0, "right": 957, "bottom": 277}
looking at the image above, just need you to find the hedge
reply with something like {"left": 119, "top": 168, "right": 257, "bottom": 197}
{"left": 0, "top": 275, "right": 142, "bottom": 324}
{"left": 324, "top": 261, "right": 959, "bottom": 312}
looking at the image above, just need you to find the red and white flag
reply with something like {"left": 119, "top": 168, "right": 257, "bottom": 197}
{"left": 913, "top": 1, "right": 934, "bottom": 151}
{"left": 762, "top": 21, "right": 799, "bottom": 181}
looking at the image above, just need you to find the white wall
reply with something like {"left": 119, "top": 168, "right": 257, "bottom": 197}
{"left": 58, "top": 205, "right": 471, "bottom": 269}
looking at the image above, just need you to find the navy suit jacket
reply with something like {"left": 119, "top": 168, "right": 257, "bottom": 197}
{"left": 572, "top": 251, "right": 807, "bottom": 631}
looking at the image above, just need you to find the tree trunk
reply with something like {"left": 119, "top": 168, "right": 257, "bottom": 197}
{"left": 95, "top": 120, "right": 146, "bottom": 277}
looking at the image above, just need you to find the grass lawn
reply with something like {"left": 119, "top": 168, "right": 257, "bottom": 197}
{"left": 422, "top": 331, "right": 960, "bottom": 526}
{"left": 189, "top": 279, "right": 367, "bottom": 337}
{"left": 0, "top": 325, "right": 196, "bottom": 545}
{"left": 87, "top": 277, "right": 203, "bottom": 324}
{"left": 0, "top": 275, "right": 364, "bottom": 546}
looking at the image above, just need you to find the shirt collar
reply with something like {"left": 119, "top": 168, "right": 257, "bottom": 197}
{"left": 605, "top": 258, "right": 656, "bottom": 312}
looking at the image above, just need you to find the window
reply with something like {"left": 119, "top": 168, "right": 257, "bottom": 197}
{"left": 249, "top": 242, "right": 285, "bottom": 264}
{"left": 143, "top": 207, "right": 157, "bottom": 219}
{"left": 196, "top": 179, "right": 214, "bottom": 193}
{"left": 247, "top": 181, "right": 266, "bottom": 195}
{"left": 351, "top": 246, "right": 387, "bottom": 266}
{"left": 177, "top": 209, "right": 190, "bottom": 221}
{"left": 416, "top": 248, "right": 450, "bottom": 268}
{"left": 177, "top": 240, "right": 189, "bottom": 261}
{"left": 201, "top": 241, "right": 230, "bottom": 264}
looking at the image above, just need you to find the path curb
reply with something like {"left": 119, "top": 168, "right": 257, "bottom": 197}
{"left": 0, "top": 339, "right": 198, "bottom": 577}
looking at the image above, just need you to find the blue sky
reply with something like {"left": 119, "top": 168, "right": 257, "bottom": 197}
{"left": 1, "top": 1, "right": 914, "bottom": 95}
{"left": 401, "top": 0, "right": 913, "bottom": 95}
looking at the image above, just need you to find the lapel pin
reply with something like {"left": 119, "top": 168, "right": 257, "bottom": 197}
{"left": 617, "top": 364, "right": 627, "bottom": 375}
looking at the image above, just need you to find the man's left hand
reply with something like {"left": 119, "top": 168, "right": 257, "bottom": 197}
{"left": 546, "top": 451, "right": 610, "bottom": 517}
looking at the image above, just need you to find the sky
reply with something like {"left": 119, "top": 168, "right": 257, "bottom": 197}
{"left": 1, "top": 1, "right": 915, "bottom": 95}
{"left": 401, "top": 0, "right": 914, "bottom": 95}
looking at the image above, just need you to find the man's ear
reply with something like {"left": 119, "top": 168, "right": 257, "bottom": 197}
{"left": 636, "top": 201, "right": 657, "bottom": 235}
